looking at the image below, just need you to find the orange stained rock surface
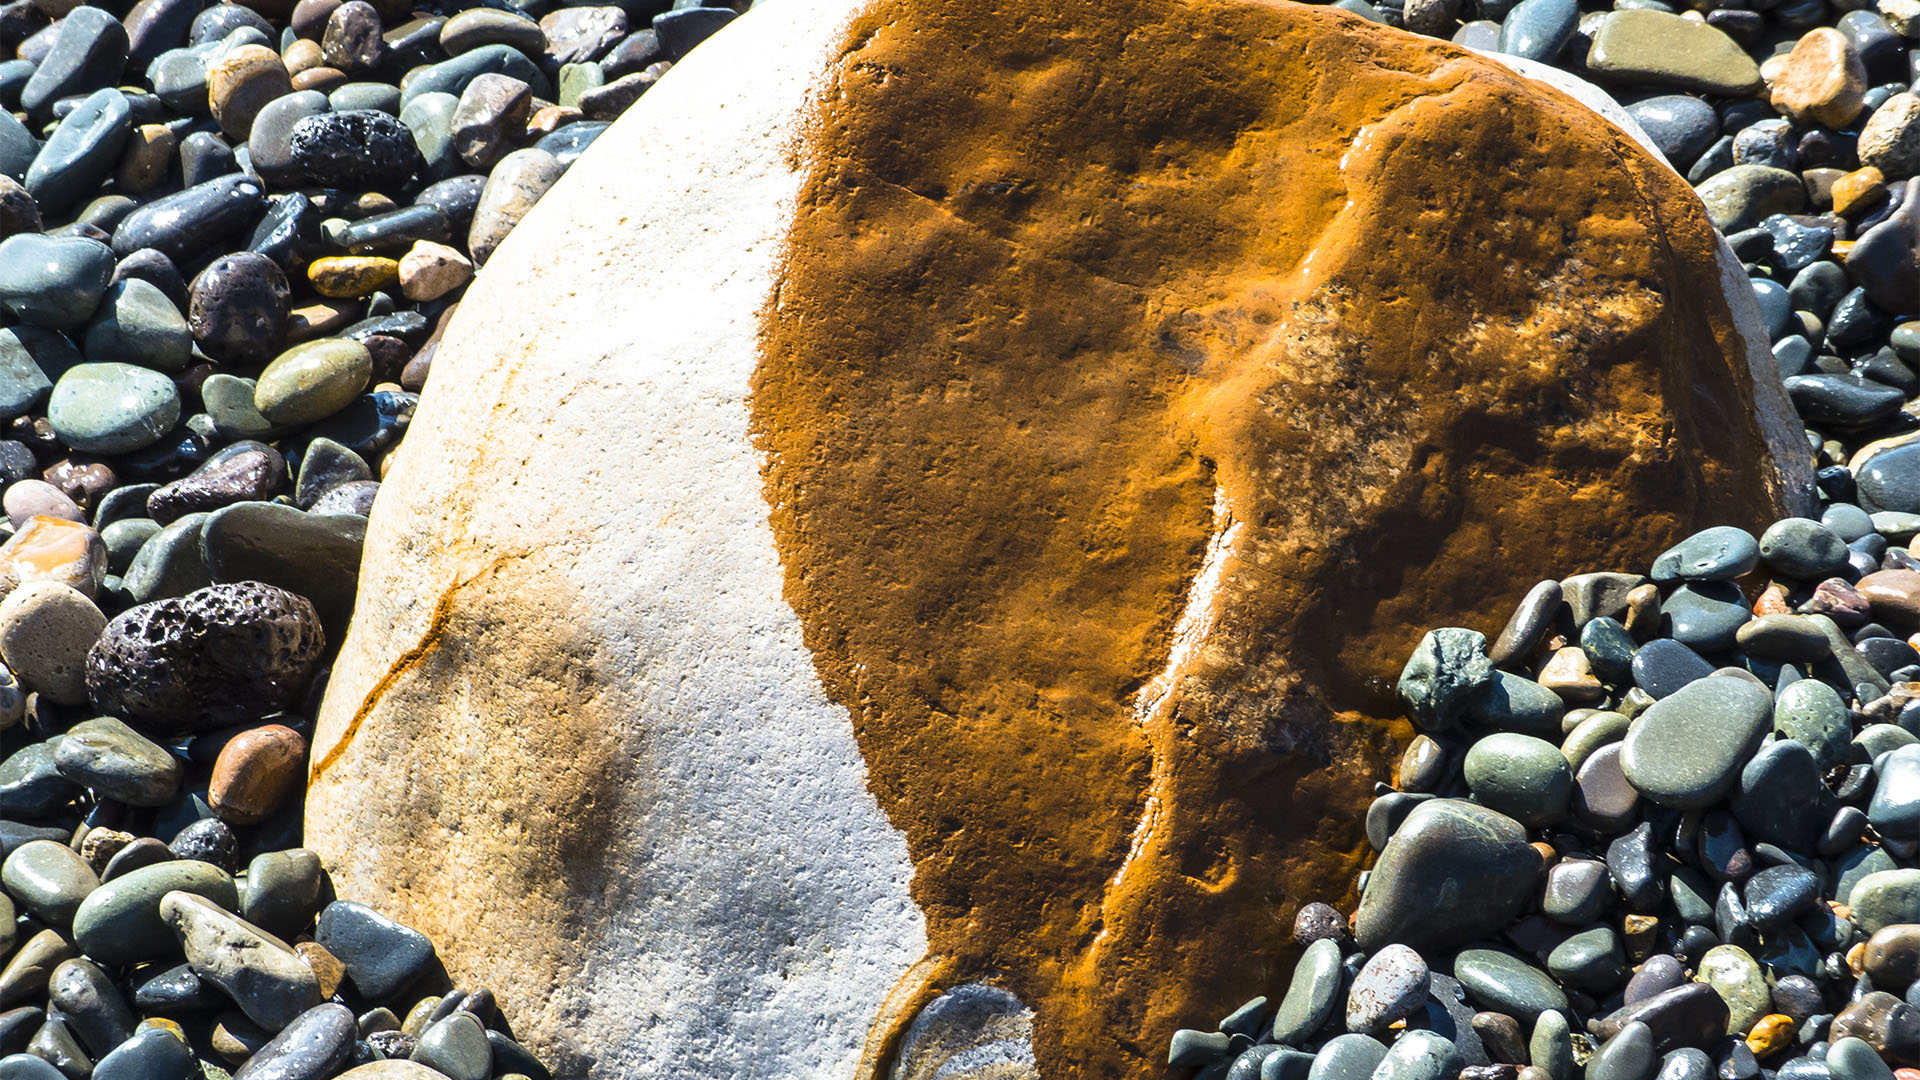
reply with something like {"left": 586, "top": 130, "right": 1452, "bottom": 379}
{"left": 750, "top": 0, "right": 1795, "bottom": 1077}
{"left": 0, "top": 516, "right": 102, "bottom": 594}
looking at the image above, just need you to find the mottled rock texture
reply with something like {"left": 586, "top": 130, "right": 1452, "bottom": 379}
{"left": 305, "top": 0, "right": 1812, "bottom": 1078}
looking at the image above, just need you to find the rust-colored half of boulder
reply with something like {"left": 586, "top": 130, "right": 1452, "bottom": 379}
{"left": 749, "top": 0, "right": 1801, "bottom": 1076}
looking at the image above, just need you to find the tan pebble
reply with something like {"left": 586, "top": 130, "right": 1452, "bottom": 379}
{"left": 1530, "top": 841, "right": 1557, "bottom": 869}
{"left": 296, "top": 940, "right": 345, "bottom": 996}
{"left": 1832, "top": 166, "right": 1886, "bottom": 216}
{"left": 527, "top": 104, "right": 582, "bottom": 136}
{"left": 77, "top": 829, "right": 133, "bottom": 874}
{"left": 1770, "top": 28, "right": 1866, "bottom": 127}
{"left": 308, "top": 256, "right": 400, "bottom": 299}
{"left": 1537, "top": 646, "right": 1602, "bottom": 702}
{"left": 287, "top": 300, "right": 362, "bottom": 342}
{"left": 207, "top": 44, "right": 293, "bottom": 140}
{"left": 210, "top": 724, "right": 308, "bottom": 825}
{"left": 1859, "top": 93, "right": 1920, "bottom": 179}
{"left": 0, "top": 582, "right": 105, "bottom": 705}
{"left": 114, "top": 124, "right": 176, "bottom": 194}
{"left": 283, "top": 37, "right": 324, "bottom": 76}
{"left": 1623, "top": 582, "right": 1660, "bottom": 639}
{"left": 1747, "top": 1013, "right": 1795, "bottom": 1057}
{"left": 211, "top": 1010, "right": 270, "bottom": 1062}
{"left": 399, "top": 240, "right": 472, "bottom": 302}
{"left": 291, "top": 66, "right": 348, "bottom": 93}
{"left": 1849, "top": 939, "right": 1869, "bottom": 976}
{"left": 1753, "top": 581, "right": 1791, "bottom": 616}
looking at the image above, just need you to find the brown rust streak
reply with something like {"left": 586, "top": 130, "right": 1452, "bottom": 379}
{"left": 309, "top": 553, "right": 530, "bottom": 783}
{"left": 751, "top": 1, "right": 1788, "bottom": 1077}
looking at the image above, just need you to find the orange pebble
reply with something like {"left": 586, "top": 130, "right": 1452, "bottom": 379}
{"left": 1746, "top": 1014, "right": 1795, "bottom": 1058}
{"left": 208, "top": 725, "right": 308, "bottom": 825}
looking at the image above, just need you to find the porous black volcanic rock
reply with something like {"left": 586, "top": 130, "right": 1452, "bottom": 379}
{"left": 286, "top": 110, "right": 422, "bottom": 191}
{"left": 85, "top": 582, "right": 324, "bottom": 733}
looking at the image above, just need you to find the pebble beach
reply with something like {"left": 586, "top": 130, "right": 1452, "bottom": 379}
{"left": 1168, "top": 0, "right": 1920, "bottom": 1075}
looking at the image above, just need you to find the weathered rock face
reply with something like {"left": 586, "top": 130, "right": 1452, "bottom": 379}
{"left": 304, "top": 0, "right": 1812, "bottom": 1078}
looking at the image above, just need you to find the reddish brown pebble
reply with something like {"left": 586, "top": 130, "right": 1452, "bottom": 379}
{"left": 209, "top": 724, "right": 308, "bottom": 825}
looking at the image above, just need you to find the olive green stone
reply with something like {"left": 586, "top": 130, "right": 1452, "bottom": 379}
{"left": 1775, "top": 678, "right": 1852, "bottom": 770}
{"left": 1546, "top": 926, "right": 1624, "bottom": 992}
{"left": 1561, "top": 711, "right": 1629, "bottom": 772}
{"left": 1, "top": 841, "right": 99, "bottom": 930}
{"left": 1850, "top": 868, "right": 1920, "bottom": 934}
{"left": 71, "top": 860, "right": 236, "bottom": 965}
{"left": 1271, "top": 937, "right": 1342, "bottom": 1044}
{"left": 253, "top": 339, "right": 372, "bottom": 427}
{"left": 1453, "top": 948, "right": 1568, "bottom": 1023}
{"left": 1585, "top": 10, "right": 1764, "bottom": 96}
{"left": 1696, "top": 944, "right": 1769, "bottom": 1034}
{"left": 46, "top": 362, "right": 181, "bottom": 454}
{"left": 1463, "top": 733, "right": 1573, "bottom": 828}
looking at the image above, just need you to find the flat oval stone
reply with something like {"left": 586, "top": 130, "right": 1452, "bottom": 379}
{"left": 23, "top": 88, "right": 131, "bottom": 219}
{"left": 1354, "top": 799, "right": 1538, "bottom": 953}
{"left": 1734, "top": 614, "right": 1830, "bottom": 660}
{"left": 1548, "top": 925, "right": 1625, "bottom": 991}
{"left": 71, "top": 860, "right": 236, "bottom": 965}
{"left": 254, "top": 339, "right": 372, "bottom": 426}
{"left": 1272, "top": 937, "right": 1342, "bottom": 1044}
{"left": 1592, "top": 983, "right": 1729, "bottom": 1054}
{"left": 1652, "top": 526, "right": 1759, "bottom": 583}
{"left": 1453, "top": 949, "right": 1567, "bottom": 1023}
{"left": 1696, "top": 945, "right": 1768, "bottom": 1035}
{"left": 0, "top": 841, "right": 98, "bottom": 929}
{"left": 1620, "top": 677, "right": 1771, "bottom": 809}
{"left": 1466, "top": 670, "right": 1564, "bottom": 736}
{"left": 0, "top": 235, "right": 115, "bottom": 332}
{"left": 1632, "top": 638, "right": 1713, "bottom": 700}
{"left": 1774, "top": 678, "right": 1851, "bottom": 769}
{"left": 1346, "top": 945, "right": 1428, "bottom": 1035}
{"left": 1859, "top": 444, "right": 1920, "bottom": 517}
{"left": 1309, "top": 1035, "right": 1390, "bottom": 1080}
{"left": 47, "top": 363, "right": 182, "bottom": 455}
{"left": 1850, "top": 868, "right": 1920, "bottom": 933}
{"left": 1463, "top": 733, "right": 1572, "bottom": 828}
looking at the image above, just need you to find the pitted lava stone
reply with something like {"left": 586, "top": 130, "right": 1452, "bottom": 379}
{"left": 287, "top": 110, "right": 424, "bottom": 190}
{"left": 85, "top": 582, "right": 325, "bottom": 733}
{"left": 168, "top": 817, "right": 240, "bottom": 872}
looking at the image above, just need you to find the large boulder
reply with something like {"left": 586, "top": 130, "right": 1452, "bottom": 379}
{"left": 304, "top": 0, "right": 1812, "bottom": 1077}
